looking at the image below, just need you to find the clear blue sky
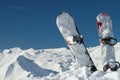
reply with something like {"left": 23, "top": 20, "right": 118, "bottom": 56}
{"left": 0, "top": 0, "right": 120, "bottom": 50}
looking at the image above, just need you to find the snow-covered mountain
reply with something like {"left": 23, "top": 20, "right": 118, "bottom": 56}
{"left": 0, "top": 43, "right": 120, "bottom": 80}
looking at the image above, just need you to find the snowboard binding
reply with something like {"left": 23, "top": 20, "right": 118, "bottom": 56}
{"left": 73, "top": 35, "right": 83, "bottom": 44}
{"left": 66, "top": 35, "right": 83, "bottom": 45}
{"left": 101, "top": 37, "right": 117, "bottom": 46}
{"left": 103, "top": 61, "right": 120, "bottom": 71}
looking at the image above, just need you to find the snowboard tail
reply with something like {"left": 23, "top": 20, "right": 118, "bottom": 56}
{"left": 56, "top": 12, "right": 97, "bottom": 72}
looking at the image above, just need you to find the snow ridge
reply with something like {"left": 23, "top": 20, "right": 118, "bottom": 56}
{"left": 0, "top": 43, "right": 120, "bottom": 80}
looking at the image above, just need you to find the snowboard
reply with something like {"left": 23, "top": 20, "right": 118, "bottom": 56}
{"left": 96, "top": 12, "right": 119, "bottom": 71}
{"left": 56, "top": 12, "right": 97, "bottom": 72}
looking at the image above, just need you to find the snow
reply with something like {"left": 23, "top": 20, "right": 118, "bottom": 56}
{"left": 0, "top": 43, "right": 120, "bottom": 80}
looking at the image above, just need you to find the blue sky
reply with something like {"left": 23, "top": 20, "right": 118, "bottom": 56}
{"left": 0, "top": 0, "right": 120, "bottom": 50}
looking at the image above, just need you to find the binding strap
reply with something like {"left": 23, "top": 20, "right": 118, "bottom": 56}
{"left": 101, "top": 37, "right": 117, "bottom": 46}
{"left": 73, "top": 35, "right": 83, "bottom": 44}
{"left": 103, "top": 61, "right": 120, "bottom": 71}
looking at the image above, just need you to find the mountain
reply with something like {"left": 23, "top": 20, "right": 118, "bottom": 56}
{"left": 0, "top": 43, "right": 120, "bottom": 80}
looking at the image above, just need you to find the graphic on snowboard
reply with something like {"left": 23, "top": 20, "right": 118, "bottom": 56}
{"left": 56, "top": 12, "right": 97, "bottom": 72}
{"left": 96, "top": 12, "right": 120, "bottom": 71}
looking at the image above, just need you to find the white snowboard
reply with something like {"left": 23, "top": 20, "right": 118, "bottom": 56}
{"left": 56, "top": 12, "right": 95, "bottom": 67}
{"left": 96, "top": 12, "right": 116, "bottom": 65}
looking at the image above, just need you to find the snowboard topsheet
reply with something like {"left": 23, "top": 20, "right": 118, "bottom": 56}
{"left": 96, "top": 12, "right": 116, "bottom": 64}
{"left": 56, "top": 12, "right": 95, "bottom": 67}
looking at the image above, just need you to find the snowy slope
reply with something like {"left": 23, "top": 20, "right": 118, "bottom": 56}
{"left": 0, "top": 43, "right": 120, "bottom": 80}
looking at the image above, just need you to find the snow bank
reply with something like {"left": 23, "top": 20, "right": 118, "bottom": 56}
{"left": 0, "top": 43, "right": 120, "bottom": 80}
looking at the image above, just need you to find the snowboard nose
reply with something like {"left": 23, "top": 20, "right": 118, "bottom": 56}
{"left": 96, "top": 12, "right": 111, "bottom": 23}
